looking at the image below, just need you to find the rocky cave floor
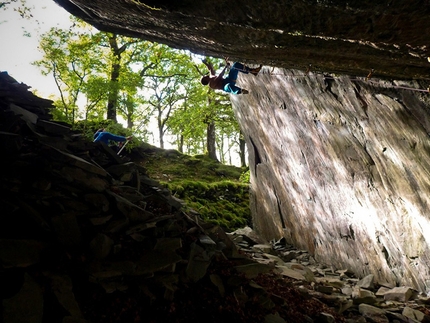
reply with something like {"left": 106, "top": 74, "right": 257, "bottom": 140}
{"left": 74, "top": 256, "right": 331, "bottom": 323}
{"left": 71, "top": 224, "right": 430, "bottom": 323}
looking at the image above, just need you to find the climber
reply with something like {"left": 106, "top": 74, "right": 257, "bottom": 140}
{"left": 200, "top": 58, "right": 262, "bottom": 95}
{"left": 93, "top": 128, "right": 132, "bottom": 149}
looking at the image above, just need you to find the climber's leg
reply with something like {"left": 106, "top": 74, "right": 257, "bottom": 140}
{"left": 225, "top": 63, "right": 241, "bottom": 83}
{"left": 229, "top": 62, "right": 261, "bottom": 76}
{"left": 231, "top": 62, "right": 249, "bottom": 74}
{"left": 224, "top": 62, "right": 250, "bottom": 84}
{"left": 250, "top": 64, "right": 262, "bottom": 76}
{"left": 224, "top": 82, "right": 245, "bottom": 94}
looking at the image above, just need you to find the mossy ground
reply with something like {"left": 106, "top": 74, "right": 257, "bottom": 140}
{"left": 133, "top": 142, "right": 250, "bottom": 232}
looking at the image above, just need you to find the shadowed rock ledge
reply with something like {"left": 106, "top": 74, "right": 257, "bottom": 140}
{"left": 53, "top": 0, "right": 430, "bottom": 80}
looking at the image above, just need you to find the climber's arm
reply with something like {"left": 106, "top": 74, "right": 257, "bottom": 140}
{"left": 202, "top": 59, "right": 216, "bottom": 76}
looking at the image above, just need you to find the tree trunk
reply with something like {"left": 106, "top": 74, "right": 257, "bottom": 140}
{"left": 207, "top": 121, "right": 218, "bottom": 161}
{"left": 239, "top": 135, "right": 247, "bottom": 167}
{"left": 157, "top": 110, "right": 165, "bottom": 149}
{"left": 127, "top": 118, "right": 133, "bottom": 129}
{"left": 107, "top": 34, "right": 121, "bottom": 122}
{"left": 177, "top": 134, "right": 184, "bottom": 153}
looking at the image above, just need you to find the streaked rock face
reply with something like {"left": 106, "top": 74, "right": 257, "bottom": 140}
{"left": 53, "top": 0, "right": 430, "bottom": 291}
{"left": 231, "top": 68, "right": 430, "bottom": 291}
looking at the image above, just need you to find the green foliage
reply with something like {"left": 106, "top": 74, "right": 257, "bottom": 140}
{"left": 239, "top": 169, "right": 250, "bottom": 183}
{"left": 33, "top": 18, "right": 153, "bottom": 125}
{"left": 140, "top": 146, "right": 250, "bottom": 231}
{"left": 33, "top": 17, "right": 246, "bottom": 166}
{"left": 1, "top": 0, "right": 33, "bottom": 20}
{"left": 139, "top": 46, "right": 203, "bottom": 149}
{"left": 168, "top": 180, "right": 250, "bottom": 231}
{"left": 166, "top": 56, "right": 243, "bottom": 161}
{"left": 33, "top": 19, "right": 110, "bottom": 123}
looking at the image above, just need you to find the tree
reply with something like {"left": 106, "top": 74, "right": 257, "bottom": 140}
{"left": 33, "top": 20, "right": 109, "bottom": 123}
{"left": 207, "top": 90, "right": 240, "bottom": 163}
{"left": 205, "top": 92, "right": 218, "bottom": 161}
{"left": 33, "top": 17, "right": 246, "bottom": 165}
{"left": 140, "top": 46, "right": 196, "bottom": 149}
{"left": 105, "top": 33, "right": 142, "bottom": 122}
{"left": 167, "top": 86, "right": 207, "bottom": 155}
{"left": 33, "top": 18, "right": 149, "bottom": 127}
{"left": 1, "top": 0, "right": 32, "bottom": 20}
{"left": 167, "top": 58, "right": 245, "bottom": 164}
{"left": 239, "top": 132, "right": 247, "bottom": 167}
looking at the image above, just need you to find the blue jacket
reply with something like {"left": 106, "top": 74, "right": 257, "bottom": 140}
{"left": 93, "top": 131, "right": 127, "bottom": 145}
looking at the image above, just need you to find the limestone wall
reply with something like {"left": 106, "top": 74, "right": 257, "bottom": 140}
{"left": 231, "top": 67, "right": 430, "bottom": 292}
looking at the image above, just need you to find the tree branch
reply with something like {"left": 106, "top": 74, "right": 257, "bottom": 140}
{"left": 140, "top": 73, "right": 189, "bottom": 79}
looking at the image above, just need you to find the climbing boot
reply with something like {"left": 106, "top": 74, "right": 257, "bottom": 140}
{"left": 250, "top": 64, "right": 262, "bottom": 76}
{"left": 241, "top": 89, "right": 249, "bottom": 94}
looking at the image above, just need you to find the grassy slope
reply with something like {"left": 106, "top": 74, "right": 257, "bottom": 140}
{"left": 131, "top": 142, "right": 251, "bottom": 232}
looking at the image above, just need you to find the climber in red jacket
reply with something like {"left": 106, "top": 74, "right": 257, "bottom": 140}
{"left": 200, "top": 58, "right": 262, "bottom": 95}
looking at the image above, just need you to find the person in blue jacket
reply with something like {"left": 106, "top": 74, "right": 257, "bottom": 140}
{"left": 93, "top": 128, "right": 132, "bottom": 145}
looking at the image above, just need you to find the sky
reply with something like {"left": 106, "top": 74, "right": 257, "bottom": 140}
{"left": 0, "top": 0, "right": 73, "bottom": 97}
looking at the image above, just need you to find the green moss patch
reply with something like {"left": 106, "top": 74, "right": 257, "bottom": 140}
{"left": 136, "top": 143, "right": 250, "bottom": 232}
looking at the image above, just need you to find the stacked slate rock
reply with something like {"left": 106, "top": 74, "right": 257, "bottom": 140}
{"left": 230, "top": 226, "right": 430, "bottom": 323}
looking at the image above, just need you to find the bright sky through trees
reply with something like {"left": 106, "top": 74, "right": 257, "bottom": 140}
{"left": 0, "top": 0, "right": 72, "bottom": 97}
